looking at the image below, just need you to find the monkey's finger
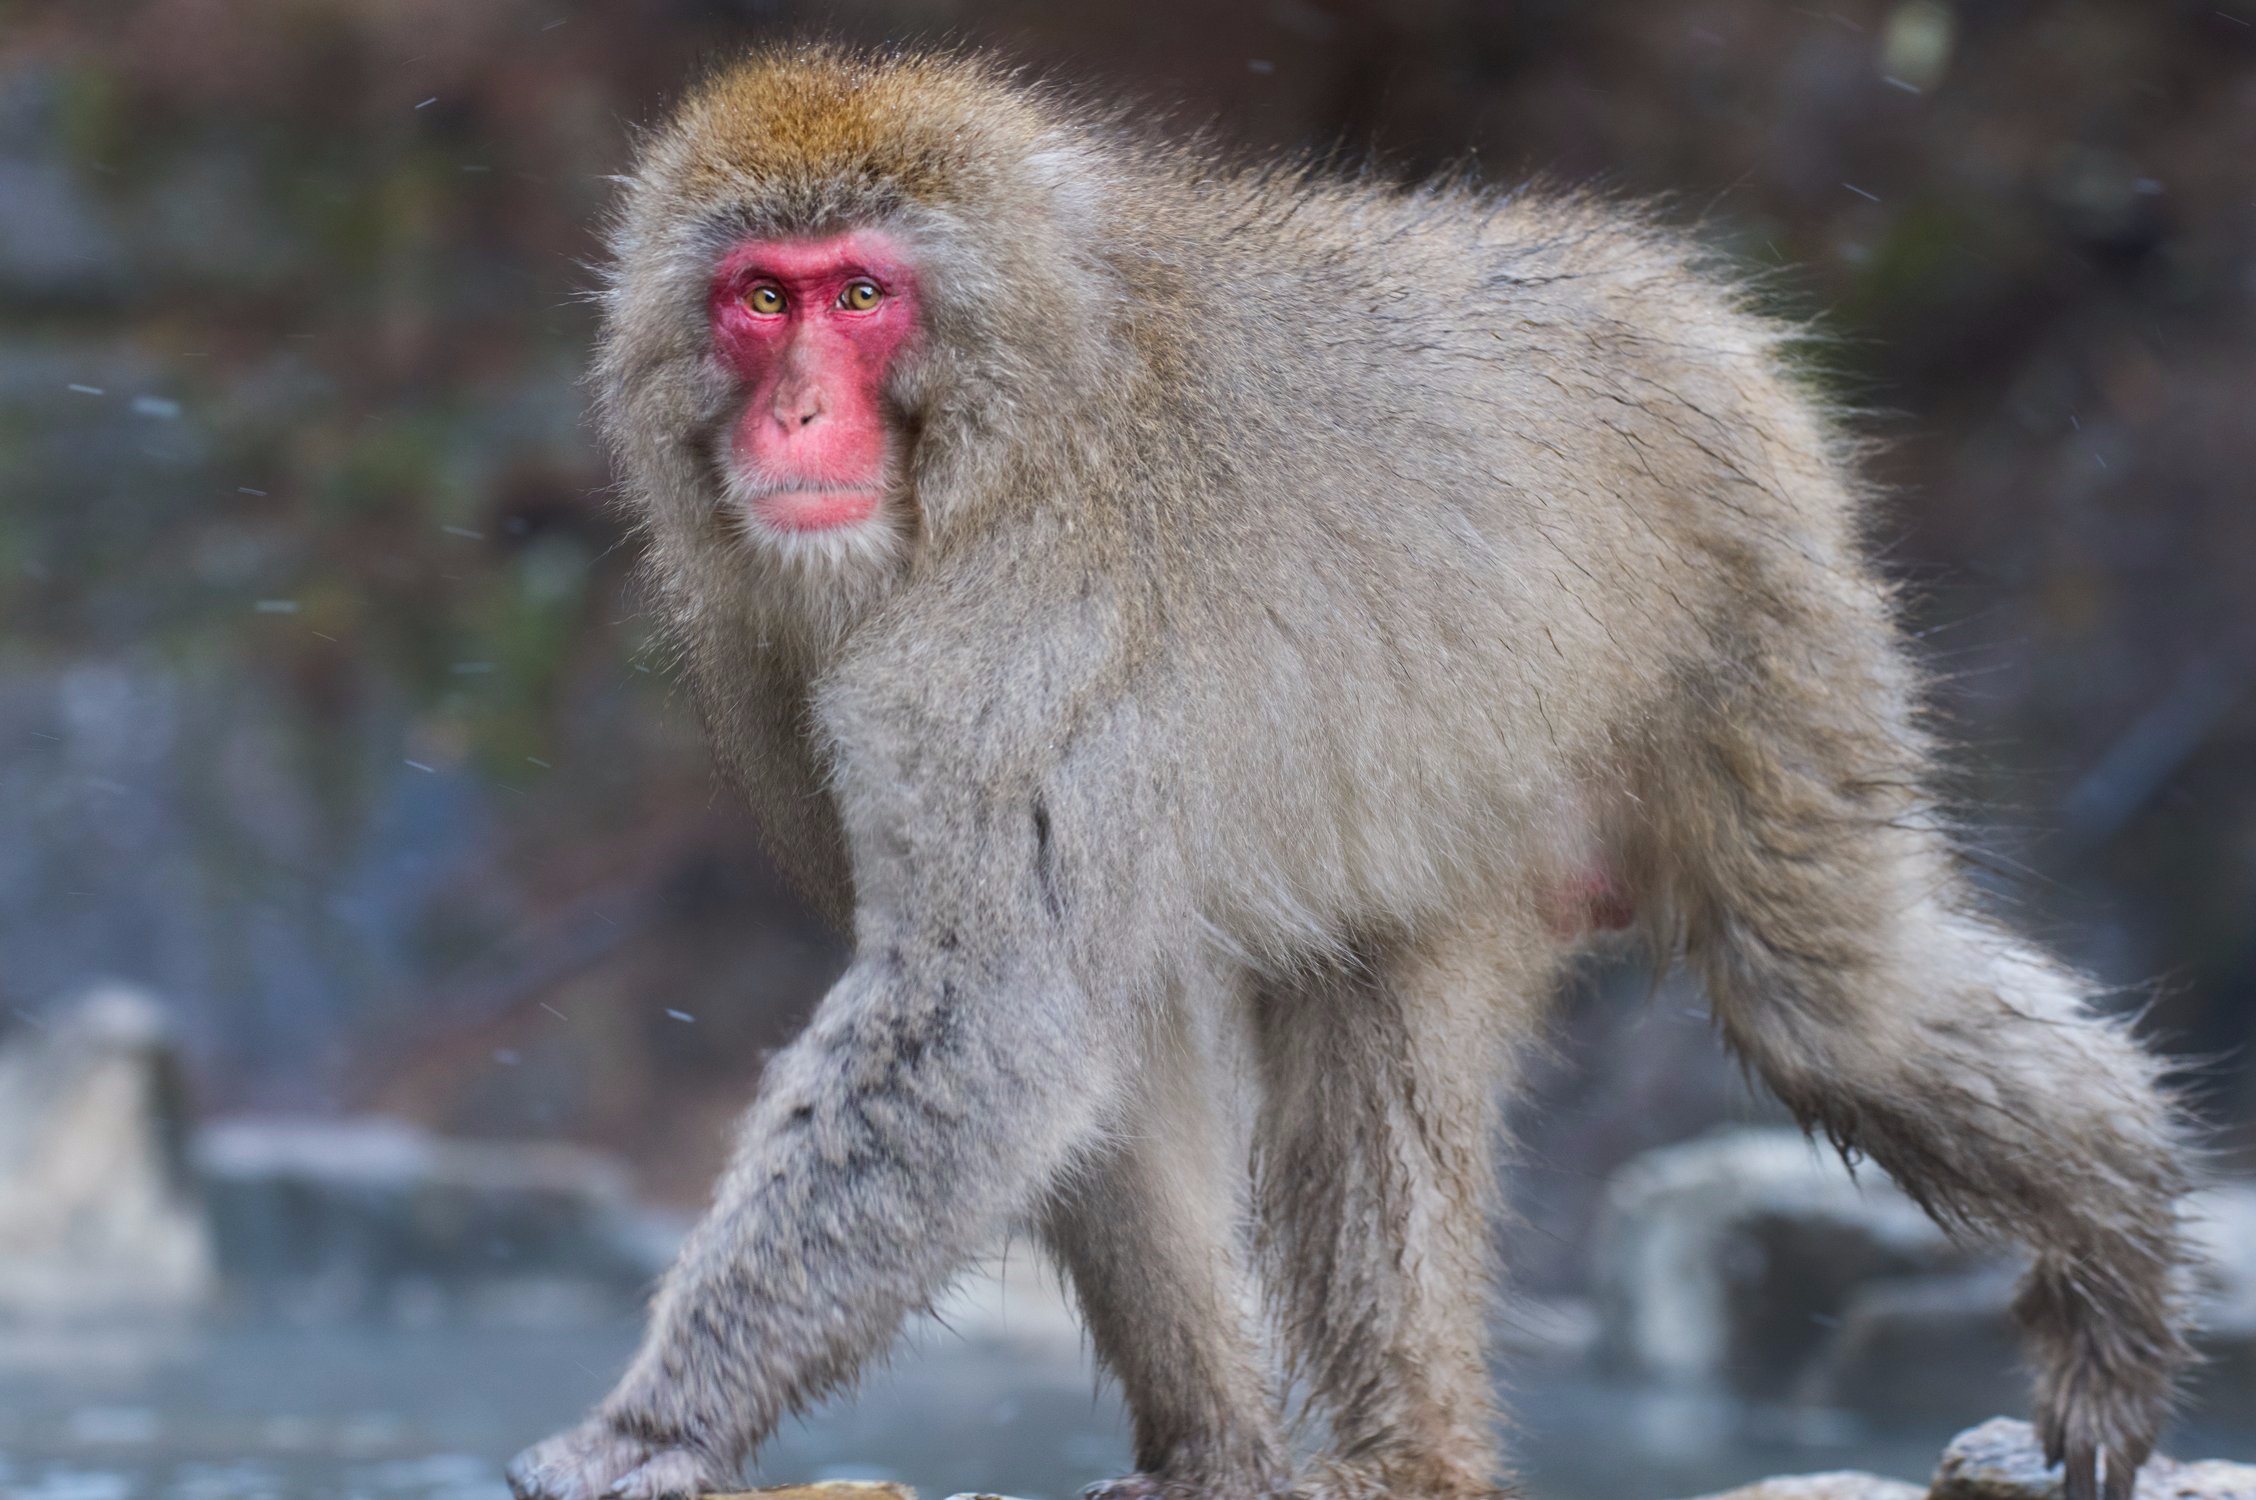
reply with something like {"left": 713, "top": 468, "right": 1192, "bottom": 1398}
{"left": 506, "top": 1452, "right": 580, "bottom": 1500}
{"left": 2103, "top": 1446, "right": 2139, "bottom": 1500}
{"left": 506, "top": 1449, "right": 583, "bottom": 1500}
{"left": 601, "top": 1447, "right": 724, "bottom": 1500}
{"left": 508, "top": 1428, "right": 648, "bottom": 1500}
{"left": 2064, "top": 1444, "right": 2099, "bottom": 1500}
{"left": 1081, "top": 1476, "right": 1169, "bottom": 1500}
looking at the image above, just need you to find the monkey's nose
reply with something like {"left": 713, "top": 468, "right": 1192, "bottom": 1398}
{"left": 773, "top": 383, "right": 827, "bottom": 431}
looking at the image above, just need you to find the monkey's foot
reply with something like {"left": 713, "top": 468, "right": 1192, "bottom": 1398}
{"left": 506, "top": 1418, "right": 734, "bottom": 1500}
{"left": 1084, "top": 1477, "right": 1179, "bottom": 1500}
{"left": 2016, "top": 1253, "right": 2192, "bottom": 1500}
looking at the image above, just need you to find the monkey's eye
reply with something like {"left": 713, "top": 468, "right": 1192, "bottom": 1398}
{"left": 839, "top": 279, "right": 884, "bottom": 312}
{"left": 745, "top": 285, "right": 786, "bottom": 315}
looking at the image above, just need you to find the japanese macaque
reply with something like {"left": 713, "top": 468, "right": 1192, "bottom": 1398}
{"left": 508, "top": 45, "right": 2194, "bottom": 1500}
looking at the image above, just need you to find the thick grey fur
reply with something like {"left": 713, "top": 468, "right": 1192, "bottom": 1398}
{"left": 507, "top": 45, "right": 2197, "bottom": 1500}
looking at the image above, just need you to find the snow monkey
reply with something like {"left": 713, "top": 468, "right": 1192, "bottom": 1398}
{"left": 508, "top": 45, "right": 2194, "bottom": 1500}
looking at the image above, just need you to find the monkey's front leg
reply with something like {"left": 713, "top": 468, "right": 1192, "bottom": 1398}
{"left": 507, "top": 934, "right": 1119, "bottom": 1500}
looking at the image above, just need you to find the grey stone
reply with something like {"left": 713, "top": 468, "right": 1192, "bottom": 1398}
{"left": 1593, "top": 1126, "right": 1981, "bottom": 1392}
{"left": 0, "top": 982, "right": 214, "bottom": 1318}
{"left": 1795, "top": 1270, "right": 2022, "bottom": 1419}
{"left": 712, "top": 1486, "right": 915, "bottom": 1500}
{"left": 1677, "top": 1423, "right": 2256, "bottom": 1500}
{"left": 2184, "top": 1183, "right": 2256, "bottom": 1414}
{"left": 1596, "top": 1126, "right": 2256, "bottom": 1415}
{"left": 1675, "top": 1474, "right": 1927, "bottom": 1500}
{"left": 1797, "top": 1186, "right": 2256, "bottom": 1422}
{"left": 193, "top": 1115, "right": 681, "bottom": 1322}
{"left": 1931, "top": 1418, "right": 2256, "bottom": 1500}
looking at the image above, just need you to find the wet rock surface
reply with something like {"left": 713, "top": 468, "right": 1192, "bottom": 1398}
{"left": 1593, "top": 1126, "right": 1977, "bottom": 1391}
{"left": 1596, "top": 1127, "right": 2256, "bottom": 1420}
{"left": 0, "top": 982, "right": 1069, "bottom": 1337}
{"left": 195, "top": 1115, "right": 681, "bottom": 1322}
{"left": 1682, "top": 1474, "right": 1927, "bottom": 1500}
{"left": 713, "top": 1486, "right": 916, "bottom": 1500}
{"left": 1929, "top": 1420, "right": 2256, "bottom": 1500}
{"left": 1794, "top": 1271, "right": 2021, "bottom": 1419}
{"left": 2184, "top": 1183, "right": 2256, "bottom": 1412}
{"left": 0, "top": 982, "right": 213, "bottom": 1318}
{"left": 731, "top": 1422, "right": 2256, "bottom": 1500}
{"left": 0, "top": 984, "right": 684, "bottom": 1326}
{"left": 1681, "top": 1421, "right": 2256, "bottom": 1500}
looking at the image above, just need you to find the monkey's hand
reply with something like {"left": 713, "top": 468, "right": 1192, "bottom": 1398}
{"left": 505, "top": 1415, "right": 736, "bottom": 1500}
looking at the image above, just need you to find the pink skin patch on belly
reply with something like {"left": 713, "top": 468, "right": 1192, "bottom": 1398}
{"left": 1543, "top": 871, "right": 1636, "bottom": 939}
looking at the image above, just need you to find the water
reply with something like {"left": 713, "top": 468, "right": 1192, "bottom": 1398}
{"left": 0, "top": 1317, "right": 1128, "bottom": 1497}
{"left": 0, "top": 1313, "right": 1130, "bottom": 1500}
{"left": 0, "top": 1317, "right": 2248, "bottom": 1500}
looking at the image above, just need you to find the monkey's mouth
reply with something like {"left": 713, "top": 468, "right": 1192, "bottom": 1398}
{"left": 745, "top": 487, "right": 883, "bottom": 532}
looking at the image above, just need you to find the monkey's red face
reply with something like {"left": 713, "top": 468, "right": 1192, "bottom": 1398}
{"left": 709, "top": 233, "right": 919, "bottom": 538}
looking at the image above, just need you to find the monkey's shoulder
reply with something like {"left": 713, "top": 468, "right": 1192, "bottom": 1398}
{"left": 812, "top": 547, "right": 1151, "bottom": 782}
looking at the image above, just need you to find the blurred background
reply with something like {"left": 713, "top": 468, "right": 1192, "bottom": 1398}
{"left": 1, "top": 2, "right": 2252, "bottom": 1499}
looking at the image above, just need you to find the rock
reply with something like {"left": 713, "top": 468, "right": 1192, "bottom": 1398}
{"left": 1931, "top": 1418, "right": 2256, "bottom": 1500}
{"left": 596, "top": 1422, "right": 2256, "bottom": 1500}
{"left": 712, "top": 1486, "right": 915, "bottom": 1500}
{"left": 1592, "top": 1126, "right": 1982, "bottom": 1392}
{"left": 0, "top": 982, "right": 214, "bottom": 1318}
{"left": 1795, "top": 1269, "right": 2021, "bottom": 1418}
{"left": 2162, "top": 1466, "right": 2256, "bottom": 1500}
{"left": 1797, "top": 1184, "right": 2256, "bottom": 1420}
{"left": 2184, "top": 1182, "right": 2256, "bottom": 1411}
{"left": 1677, "top": 1422, "right": 2256, "bottom": 1500}
{"left": 193, "top": 1115, "right": 682, "bottom": 1322}
{"left": 2188, "top": 1183, "right": 2256, "bottom": 1319}
{"left": 1596, "top": 1122, "right": 2256, "bottom": 1414}
{"left": 1675, "top": 1473, "right": 1927, "bottom": 1500}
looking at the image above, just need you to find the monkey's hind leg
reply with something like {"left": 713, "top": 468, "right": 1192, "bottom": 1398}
{"left": 1252, "top": 920, "right": 1557, "bottom": 1500}
{"left": 1039, "top": 996, "right": 1288, "bottom": 1500}
{"left": 1663, "top": 705, "right": 2194, "bottom": 1500}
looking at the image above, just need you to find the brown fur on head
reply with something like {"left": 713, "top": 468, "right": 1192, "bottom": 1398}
{"left": 599, "top": 45, "right": 1127, "bottom": 631}
{"left": 668, "top": 46, "right": 1057, "bottom": 212}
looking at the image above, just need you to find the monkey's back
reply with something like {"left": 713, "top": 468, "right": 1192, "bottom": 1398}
{"left": 1092, "top": 168, "right": 1908, "bottom": 950}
